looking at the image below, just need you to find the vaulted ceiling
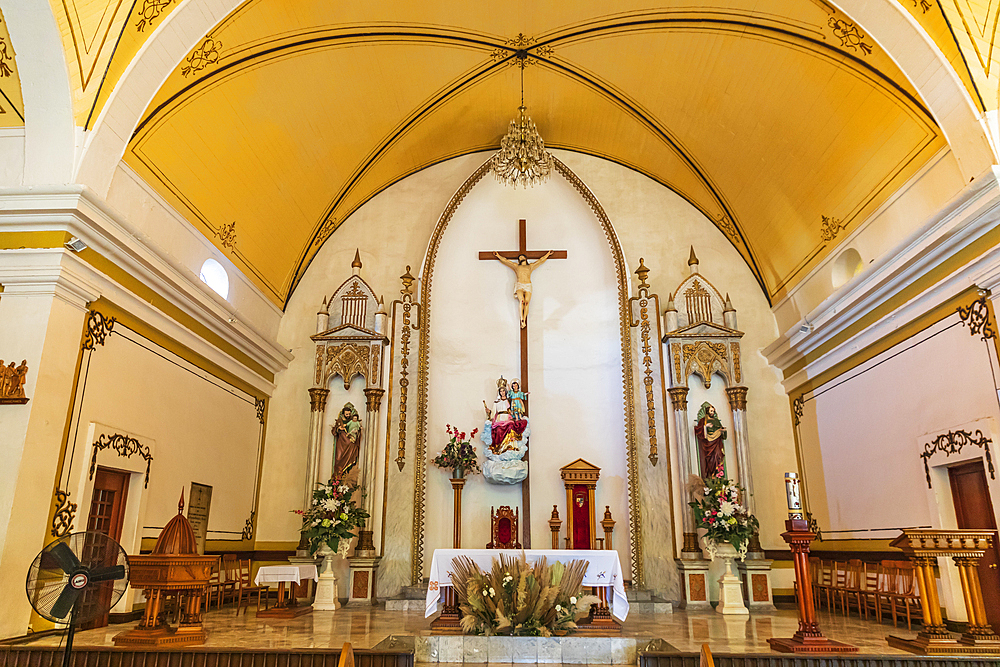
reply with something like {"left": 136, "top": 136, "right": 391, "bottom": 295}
{"left": 109, "top": 0, "right": 952, "bottom": 307}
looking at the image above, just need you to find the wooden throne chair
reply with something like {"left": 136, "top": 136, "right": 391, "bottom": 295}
{"left": 487, "top": 506, "right": 521, "bottom": 549}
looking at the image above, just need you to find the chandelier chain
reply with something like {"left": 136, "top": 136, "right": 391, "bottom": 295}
{"left": 490, "top": 54, "right": 554, "bottom": 189}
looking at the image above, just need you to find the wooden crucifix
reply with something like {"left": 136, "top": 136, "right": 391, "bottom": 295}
{"left": 479, "top": 218, "right": 567, "bottom": 547}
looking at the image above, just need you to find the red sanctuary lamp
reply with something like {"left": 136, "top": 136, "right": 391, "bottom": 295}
{"left": 767, "top": 473, "right": 857, "bottom": 654}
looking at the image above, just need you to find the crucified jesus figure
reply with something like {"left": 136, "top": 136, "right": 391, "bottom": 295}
{"left": 494, "top": 250, "right": 553, "bottom": 328}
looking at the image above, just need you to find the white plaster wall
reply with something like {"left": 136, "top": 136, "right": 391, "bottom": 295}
{"left": 0, "top": 128, "right": 26, "bottom": 185}
{"left": 423, "top": 168, "right": 627, "bottom": 570}
{"left": 797, "top": 314, "right": 1000, "bottom": 538}
{"left": 260, "top": 150, "right": 798, "bottom": 599}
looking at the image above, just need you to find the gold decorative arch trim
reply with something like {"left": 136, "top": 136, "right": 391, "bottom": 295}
{"left": 410, "top": 157, "right": 643, "bottom": 587}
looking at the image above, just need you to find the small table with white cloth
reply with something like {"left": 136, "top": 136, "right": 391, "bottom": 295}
{"left": 426, "top": 549, "right": 629, "bottom": 625}
{"left": 254, "top": 563, "right": 319, "bottom": 618}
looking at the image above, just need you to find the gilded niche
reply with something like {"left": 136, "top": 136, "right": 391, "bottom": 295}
{"left": 682, "top": 341, "right": 728, "bottom": 388}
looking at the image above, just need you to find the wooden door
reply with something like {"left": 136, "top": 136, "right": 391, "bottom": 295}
{"left": 571, "top": 485, "right": 591, "bottom": 549}
{"left": 948, "top": 460, "right": 1000, "bottom": 630}
{"left": 80, "top": 467, "right": 130, "bottom": 629}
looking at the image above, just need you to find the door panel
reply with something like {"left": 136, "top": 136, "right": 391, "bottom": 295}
{"left": 80, "top": 467, "right": 130, "bottom": 630}
{"left": 948, "top": 460, "right": 1000, "bottom": 630}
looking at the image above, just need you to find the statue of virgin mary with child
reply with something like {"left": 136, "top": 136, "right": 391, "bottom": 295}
{"left": 480, "top": 376, "right": 529, "bottom": 484}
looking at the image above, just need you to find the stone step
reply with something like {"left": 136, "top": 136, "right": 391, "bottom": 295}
{"left": 628, "top": 597, "right": 673, "bottom": 614}
{"left": 401, "top": 583, "right": 428, "bottom": 599}
{"left": 385, "top": 598, "right": 425, "bottom": 611}
{"left": 626, "top": 589, "right": 652, "bottom": 601}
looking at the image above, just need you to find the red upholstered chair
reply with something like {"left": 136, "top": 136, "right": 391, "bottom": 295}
{"left": 487, "top": 506, "right": 522, "bottom": 549}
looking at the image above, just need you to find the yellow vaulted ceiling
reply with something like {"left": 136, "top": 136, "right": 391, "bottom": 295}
{"left": 0, "top": 8, "right": 24, "bottom": 126}
{"left": 125, "top": 0, "right": 947, "bottom": 306}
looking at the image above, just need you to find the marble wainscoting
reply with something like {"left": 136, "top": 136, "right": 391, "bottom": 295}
{"left": 409, "top": 635, "right": 646, "bottom": 664}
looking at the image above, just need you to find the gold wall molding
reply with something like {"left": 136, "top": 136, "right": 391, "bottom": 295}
{"left": 410, "top": 156, "right": 642, "bottom": 586}
{"left": 957, "top": 294, "right": 995, "bottom": 341}
{"left": 51, "top": 490, "right": 77, "bottom": 538}
{"left": 731, "top": 342, "right": 742, "bottom": 382}
{"left": 90, "top": 432, "right": 153, "bottom": 488}
{"left": 82, "top": 310, "right": 116, "bottom": 350}
{"left": 308, "top": 387, "right": 329, "bottom": 412}
{"left": 726, "top": 386, "right": 748, "bottom": 412}
{"left": 668, "top": 386, "right": 689, "bottom": 411}
{"left": 324, "top": 342, "right": 371, "bottom": 389}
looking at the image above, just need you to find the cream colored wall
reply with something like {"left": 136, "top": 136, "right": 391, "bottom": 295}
{"left": 261, "top": 150, "right": 798, "bottom": 602}
{"left": 106, "top": 163, "right": 283, "bottom": 341}
{"left": 796, "top": 313, "right": 1000, "bottom": 619}
{"left": 798, "top": 314, "right": 1000, "bottom": 535}
{"left": 0, "top": 272, "right": 90, "bottom": 639}
{"left": 61, "top": 324, "right": 262, "bottom": 537}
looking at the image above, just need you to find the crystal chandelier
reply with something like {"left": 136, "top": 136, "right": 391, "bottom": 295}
{"left": 490, "top": 63, "right": 554, "bottom": 188}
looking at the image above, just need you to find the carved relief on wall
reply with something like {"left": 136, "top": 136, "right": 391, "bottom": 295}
{"left": 0, "top": 359, "right": 28, "bottom": 404}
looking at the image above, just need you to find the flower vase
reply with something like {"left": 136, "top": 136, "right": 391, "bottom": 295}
{"left": 313, "top": 542, "right": 341, "bottom": 611}
{"left": 711, "top": 541, "right": 749, "bottom": 615}
{"left": 453, "top": 466, "right": 465, "bottom": 480}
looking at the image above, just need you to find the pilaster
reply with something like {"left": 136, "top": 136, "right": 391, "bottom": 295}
{"left": 0, "top": 249, "right": 100, "bottom": 639}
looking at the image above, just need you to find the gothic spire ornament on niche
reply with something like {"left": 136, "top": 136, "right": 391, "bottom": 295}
{"left": 490, "top": 52, "right": 554, "bottom": 189}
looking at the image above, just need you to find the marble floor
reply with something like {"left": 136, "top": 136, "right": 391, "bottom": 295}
{"left": 23, "top": 605, "right": 921, "bottom": 656}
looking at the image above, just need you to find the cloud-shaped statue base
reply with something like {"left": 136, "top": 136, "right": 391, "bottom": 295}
{"left": 481, "top": 419, "right": 529, "bottom": 485}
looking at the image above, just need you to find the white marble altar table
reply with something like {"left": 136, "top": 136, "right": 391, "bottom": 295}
{"left": 425, "top": 549, "right": 629, "bottom": 621}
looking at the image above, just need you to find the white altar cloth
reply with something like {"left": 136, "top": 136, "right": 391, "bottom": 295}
{"left": 254, "top": 563, "right": 319, "bottom": 586}
{"left": 426, "top": 549, "right": 629, "bottom": 621}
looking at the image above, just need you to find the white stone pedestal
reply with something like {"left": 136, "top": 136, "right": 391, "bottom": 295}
{"left": 313, "top": 550, "right": 341, "bottom": 611}
{"left": 715, "top": 544, "right": 749, "bottom": 615}
{"left": 737, "top": 558, "right": 776, "bottom": 611}
{"left": 676, "top": 558, "right": 712, "bottom": 610}
{"left": 346, "top": 556, "right": 380, "bottom": 606}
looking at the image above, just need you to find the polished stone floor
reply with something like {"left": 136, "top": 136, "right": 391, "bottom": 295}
{"left": 24, "top": 604, "right": 920, "bottom": 656}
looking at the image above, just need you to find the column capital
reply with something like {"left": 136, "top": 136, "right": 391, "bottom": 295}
{"left": 308, "top": 387, "right": 330, "bottom": 412}
{"left": 668, "top": 386, "right": 689, "bottom": 411}
{"left": 726, "top": 385, "right": 748, "bottom": 411}
{"left": 364, "top": 387, "right": 385, "bottom": 412}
